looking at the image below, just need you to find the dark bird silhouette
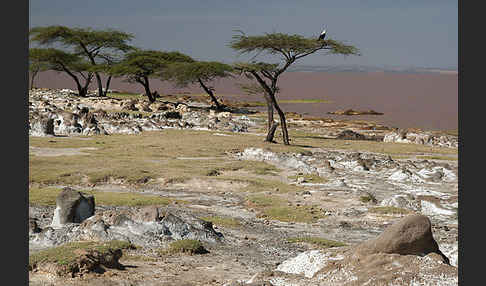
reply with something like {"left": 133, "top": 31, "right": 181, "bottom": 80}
{"left": 318, "top": 29, "right": 326, "bottom": 40}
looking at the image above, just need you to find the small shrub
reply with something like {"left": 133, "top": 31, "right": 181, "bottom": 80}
{"left": 161, "top": 239, "right": 208, "bottom": 255}
{"left": 360, "top": 193, "right": 378, "bottom": 204}
{"left": 206, "top": 169, "right": 221, "bottom": 176}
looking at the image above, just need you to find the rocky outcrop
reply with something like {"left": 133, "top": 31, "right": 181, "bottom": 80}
{"left": 29, "top": 117, "right": 55, "bottom": 136}
{"left": 352, "top": 214, "right": 450, "bottom": 264}
{"left": 29, "top": 88, "right": 252, "bottom": 136}
{"left": 51, "top": 187, "right": 95, "bottom": 228}
{"left": 241, "top": 215, "right": 456, "bottom": 285}
{"left": 31, "top": 203, "right": 223, "bottom": 249}
{"left": 335, "top": 129, "right": 368, "bottom": 140}
{"left": 383, "top": 129, "right": 458, "bottom": 148}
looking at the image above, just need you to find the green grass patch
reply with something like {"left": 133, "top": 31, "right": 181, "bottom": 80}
{"left": 29, "top": 128, "right": 455, "bottom": 189}
{"left": 106, "top": 92, "right": 142, "bottom": 100}
{"left": 241, "top": 99, "right": 331, "bottom": 107}
{"left": 159, "top": 239, "right": 208, "bottom": 255}
{"left": 217, "top": 176, "right": 303, "bottom": 194}
{"left": 416, "top": 155, "right": 458, "bottom": 161}
{"left": 369, "top": 206, "right": 412, "bottom": 215}
{"left": 29, "top": 187, "right": 176, "bottom": 207}
{"left": 247, "top": 195, "right": 324, "bottom": 223}
{"left": 218, "top": 160, "right": 282, "bottom": 176}
{"left": 200, "top": 216, "right": 241, "bottom": 228}
{"left": 287, "top": 237, "right": 346, "bottom": 248}
{"left": 29, "top": 240, "right": 134, "bottom": 269}
{"left": 29, "top": 130, "right": 311, "bottom": 186}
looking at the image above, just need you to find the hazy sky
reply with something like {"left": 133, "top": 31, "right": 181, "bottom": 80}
{"left": 29, "top": 1, "right": 458, "bottom": 69}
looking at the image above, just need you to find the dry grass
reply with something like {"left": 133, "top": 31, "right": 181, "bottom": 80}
{"left": 246, "top": 195, "right": 325, "bottom": 223}
{"left": 29, "top": 129, "right": 312, "bottom": 186}
{"left": 287, "top": 237, "right": 346, "bottom": 248}
{"left": 29, "top": 240, "right": 134, "bottom": 269}
{"left": 29, "top": 187, "right": 176, "bottom": 207}
{"left": 216, "top": 176, "right": 303, "bottom": 194}
{"left": 159, "top": 239, "right": 208, "bottom": 255}
{"left": 200, "top": 216, "right": 241, "bottom": 228}
{"left": 416, "top": 155, "right": 458, "bottom": 161}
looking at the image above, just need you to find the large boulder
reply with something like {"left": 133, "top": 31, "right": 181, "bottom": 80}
{"left": 51, "top": 187, "right": 95, "bottom": 228}
{"left": 353, "top": 214, "right": 449, "bottom": 264}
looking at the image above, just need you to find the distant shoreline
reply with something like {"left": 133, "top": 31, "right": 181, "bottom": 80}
{"left": 32, "top": 70, "right": 458, "bottom": 131}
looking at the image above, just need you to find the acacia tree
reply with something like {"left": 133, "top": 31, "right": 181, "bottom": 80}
{"left": 163, "top": 61, "right": 234, "bottom": 110}
{"left": 110, "top": 49, "right": 194, "bottom": 103}
{"left": 29, "top": 25, "right": 134, "bottom": 97}
{"left": 31, "top": 48, "right": 94, "bottom": 97}
{"left": 29, "top": 48, "right": 50, "bottom": 89}
{"left": 230, "top": 32, "right": 359, "bottom": 145}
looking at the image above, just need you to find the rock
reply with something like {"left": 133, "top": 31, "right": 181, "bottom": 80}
{"left": 217, "top": 111, "right": 232, "bottom": 120}
{"left": 380, "top": 194, "right": 421, "bottom": 211}
{"left": 51, "top": 187, "right": 95, "bottom": 228}
{"left": 328, "top": 109, "right": 383, "bottom": 115}
{"left": 160, "top": 212, "right": 223, "bottom": 243}
{"left": 136, "top": 206, "right": 161, "bottom": 222}
{"left": 353, "top": 214, "right": 450, "bottom": 264}
{"left": 29, "top": 117, "right": 55, "bottom": 136}
{"left": 383, "top": 129, "right": 458, "bottom": 148}
{"left": 271, "top": 243, "right": 457, "bottom": 285}
{"left": 335, "top": 129, "right": 367, "bottom": 140}
{"left": 121, "top": 100, "right": 138, "bottom": 111}
{"left": 164, "top": 111, "right": 182, "bottom": 119}
{"left": 29, "top": 218, "right": 42, "bottom": 234}
{"left": 32, "top": 246, "right": 124, "bottom": 277}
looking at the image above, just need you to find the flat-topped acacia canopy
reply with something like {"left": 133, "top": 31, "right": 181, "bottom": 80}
{"left": 230, "top": 31, "right": 359, "bottom": 145}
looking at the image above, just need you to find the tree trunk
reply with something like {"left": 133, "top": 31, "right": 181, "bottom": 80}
{"left": 103, "top": 76, "right": 112, "bottom": 97}
{"left": 94, "top": 72, "right": 104, "bottom": 97}
{"left": 198, "top": 78, "right": 221, "bottom": 110}
{"left": 30, "top": 70, "right": 38, "bottom": 90}
{"left": 269, "top": 92, "right": 290, "bottom": 145}
{"left": 263, "top": 94, "right": 274, "bottom": 138}
{"left": 74, "top": 81, "right": 86, "bottom": 97}
{"left": 265, "top": 121, "right": 279, "bottom": 142}
{"left": 142, "top": 76, "right": 155, "bottom": 103}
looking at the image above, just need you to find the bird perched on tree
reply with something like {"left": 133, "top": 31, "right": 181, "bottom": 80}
{"left": 318, "top": 29, "right": 326, "bottom": 40}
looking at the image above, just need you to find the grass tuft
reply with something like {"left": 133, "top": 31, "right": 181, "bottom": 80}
{"left": 159, "top": 239, "right": 208, "bottom": 255}
{"left": 29, "top": 187, "right": 177, "bottom": 207}
{"left": 29, "top": 240, "right": 134, "bottom": 269}
{"left": 287, "top": 237, "right": 347, "bottom": 248}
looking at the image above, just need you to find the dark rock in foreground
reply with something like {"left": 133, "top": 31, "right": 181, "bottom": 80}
{"left": 51, "top": 187, "right": 95, "bottom": 228}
